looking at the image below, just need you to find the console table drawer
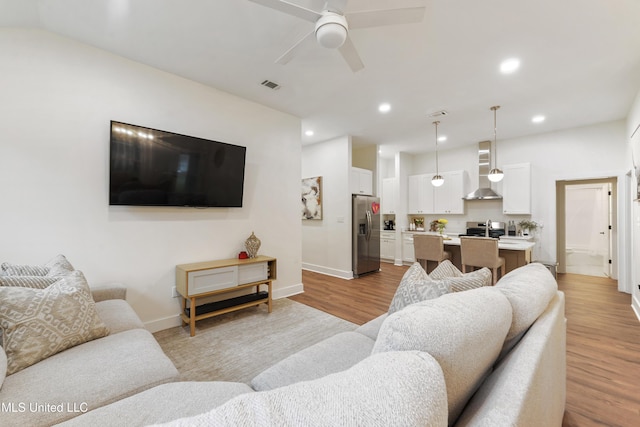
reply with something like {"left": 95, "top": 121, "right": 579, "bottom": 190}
{"left": 188, "top": 266, "right": 238, "bottom": 295}
{"left": 238, "top": 262, "right": 268, "bottom": 285}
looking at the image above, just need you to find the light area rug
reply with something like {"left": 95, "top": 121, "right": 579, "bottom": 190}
{"left": 153, "top": 298, "right": 357, "bottom": 384}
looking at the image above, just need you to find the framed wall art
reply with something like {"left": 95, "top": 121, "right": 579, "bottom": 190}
{"left": 302, "top": 176, "right": 322, "bottom": 220}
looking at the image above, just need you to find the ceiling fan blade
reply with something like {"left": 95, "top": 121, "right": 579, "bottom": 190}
{"left": 338, "top": 36, "right": 364, "bottom": 72}
{"left": 275, "top": 30, "right": 316, "bottom": 65}
{"left": 346, "top": 7, "right": 425, "bottom": 29}
{"left": 248, "top": 0, "right": 322, "bottom": 23}
{"left": 324, "top": 0, "right": 348, "bottom": 13}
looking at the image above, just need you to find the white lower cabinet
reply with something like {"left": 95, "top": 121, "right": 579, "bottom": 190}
{"left": 402, "top": 233, "right": 415, "bottom": 263}
{"left": 380, "top": 232, "right": 396, "bottom": 260}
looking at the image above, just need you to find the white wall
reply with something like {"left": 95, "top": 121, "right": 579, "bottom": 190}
{"left": 627, "top": 89, "right": 640, "bottom": 318}
{"left": 301, "top": 136, "right": 353, "bottom": 278}
{"left": 0, "top": 29, "right": 302, "bottom": 331}
{"left": 410, "top": 119, "right": 628, "bottom": 272}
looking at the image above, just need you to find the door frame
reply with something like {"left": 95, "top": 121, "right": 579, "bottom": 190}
{"left": 556, "top": 177, "right": 617, "bottom": 278}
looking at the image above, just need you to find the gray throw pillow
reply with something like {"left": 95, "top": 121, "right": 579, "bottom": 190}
{"left": 388, "top": 263, "right": 449, "bottom": 314}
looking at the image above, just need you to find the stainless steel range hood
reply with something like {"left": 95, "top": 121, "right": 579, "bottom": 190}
{"left": 463, "top": 140, "right": 502, "bottom": 201}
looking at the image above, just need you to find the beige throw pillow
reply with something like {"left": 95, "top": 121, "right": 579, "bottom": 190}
{"left": 0, "top": 271, "right": 109, "bottom": 375}
{"left": 0, "top": 276, "right": 60, "bottom": 289}
{"left": 429, "top": 260, "right": 492, "bottom": 292}
{"left": 1, "top": 254, "right": 75, "bottom": 277}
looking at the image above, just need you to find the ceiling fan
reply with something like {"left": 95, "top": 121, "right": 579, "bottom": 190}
{"left": 248, "top": 0, "right": 426, "bottom": 72}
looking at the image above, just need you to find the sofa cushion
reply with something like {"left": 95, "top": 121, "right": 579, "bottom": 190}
{"left": 57, "top": 382, "right": 254, "bottom": 427}
{"left": 0, "top": 254, "right": 74, "bottom": 277}
{"left": 354, "top": 313, "right": 387, "bottom": 340}
{"left": 495, "top": 262, "right": 558, "bottom": 353}
{"left": 0, "top": 328, "right": 179, "bottom": 426}
{"left": 388, "top": 262, "right": 449, "bottom": 314}
{"left": 95, "top": 299, "right": 145, "bottom": 334}
{"left": 372, "top": 287, "right": 512, "bottom": 425}
{"left": 0, "top": 271, "right": 109, "bottom": 375}
{"left": 0, "top": 275, "right": 59, "bottom": 289}
{"left": 157, "top": 351, "right": 448, "bottom": 427}
{"left": 251, "top": 331, "right": 375, "bottom": 391}
{"left": 456, "top": 292, "right": 566, "bottom": 427}
{"left": 429, "top": 260, "right": 492, "bottom": 292}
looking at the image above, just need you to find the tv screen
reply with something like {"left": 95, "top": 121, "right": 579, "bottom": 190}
{"left": 109, "top": 121, "right": 246, "bottom": 207}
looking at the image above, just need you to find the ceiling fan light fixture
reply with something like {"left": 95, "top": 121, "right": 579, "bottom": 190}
{"left": 315, "top": 13, "right": 348, "bottom": 49}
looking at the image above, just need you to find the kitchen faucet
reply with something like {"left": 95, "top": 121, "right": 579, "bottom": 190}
{"left": 485, "top": 219, "right": 492, "bottom": 237}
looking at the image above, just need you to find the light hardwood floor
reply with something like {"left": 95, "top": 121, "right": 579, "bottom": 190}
{"left": 290, "top": 263, "right": 640, "bottom": 427}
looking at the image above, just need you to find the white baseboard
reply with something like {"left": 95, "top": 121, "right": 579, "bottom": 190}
{"left": 632, "top": 294, "right": 640, "bottom": 322}
{"left": 145, "top": 315, "right": 182, "bottom": 334}
{"left": 144, "top": 282, "right": 307, "bottom": 333}
{"left": 302, "top": 262, "right": 353, "bottom": 279}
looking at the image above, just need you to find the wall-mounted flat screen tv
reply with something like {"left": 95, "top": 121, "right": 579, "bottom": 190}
{"left": 109, "top": 121, "right": 246, "bottom": 207}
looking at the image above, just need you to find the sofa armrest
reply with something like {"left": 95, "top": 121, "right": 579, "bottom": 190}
{"left": 0, "top": 345, "right": 6, "bottom": 390}
{"left": 91, "top": 282, "right": 127, "bottom": 302}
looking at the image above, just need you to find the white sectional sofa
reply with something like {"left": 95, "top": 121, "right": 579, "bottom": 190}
{"left": 0, "top": 262, "right": 179, "bottom": 427}
{"left": 56, "top": 261, "right": 566, "bottom": 426}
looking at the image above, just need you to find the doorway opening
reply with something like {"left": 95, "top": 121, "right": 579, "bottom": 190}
{"left": 556, "top": 177, "right": 617, "bottom": 278}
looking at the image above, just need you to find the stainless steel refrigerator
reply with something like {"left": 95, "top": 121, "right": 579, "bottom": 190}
{"left": 352, "top": 195, "right": 381, "bottom": 278}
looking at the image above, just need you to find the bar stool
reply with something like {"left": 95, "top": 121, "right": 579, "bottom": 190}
{"left": 460, "top": 236, "right": 506, "bottom": 285}
{"left": 413, "top": 234, "right": 451, "bottom": 273}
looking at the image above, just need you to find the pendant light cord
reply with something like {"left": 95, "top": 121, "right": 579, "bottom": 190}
{"left": 491, "top": 106, "right": 500, "bottom": 168}
{"left": 433, "top": 120, "right": 440, "bottom": 175}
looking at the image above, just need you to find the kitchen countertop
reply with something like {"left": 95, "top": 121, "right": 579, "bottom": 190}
{"left": 401, "top": 231, "right": 535, "bottom": 251}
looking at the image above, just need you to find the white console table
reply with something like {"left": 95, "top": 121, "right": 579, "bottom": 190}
{"left": 175, "top": 255, "right": 277, "bottom": 336}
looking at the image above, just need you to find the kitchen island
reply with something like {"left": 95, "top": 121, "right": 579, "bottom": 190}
{"left": 402, "top": 231, "right": 535, "bottom": 275}
{"left": 443, "top": 236, "right": 535, "bottom": 274}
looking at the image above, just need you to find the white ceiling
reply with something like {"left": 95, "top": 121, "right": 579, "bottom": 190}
{"left": 3, "top": 0, "right": 640, "bottom": 157}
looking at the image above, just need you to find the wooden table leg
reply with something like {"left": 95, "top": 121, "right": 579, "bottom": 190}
{"left": 189, "top": 297, "right": 196, "bottom": 337}
{"left": 267, "top": 280, "right": 272, "bottom": 313}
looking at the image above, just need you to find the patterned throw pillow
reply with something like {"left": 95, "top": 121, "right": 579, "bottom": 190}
{"left": 0, "top": 276, "right": 60, "bottom": 289}
{"left": 388, "top": 263, "right": 450, "bottom": 314}
{"left": 0, "top": 263, "right": 50, "bottom": 276}
{"left": 1, "top": 254, "right": 74, "bottom": 278}
{"left": 429, "top": 260, "right": 492, "bottom": 292}
{"left": 0, "top": 270, "right": 109, "bottom": 375}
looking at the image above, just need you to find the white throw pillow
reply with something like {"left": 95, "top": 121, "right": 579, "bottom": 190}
{"left": 373, "top": 287, "right": 512, "bottom": 424}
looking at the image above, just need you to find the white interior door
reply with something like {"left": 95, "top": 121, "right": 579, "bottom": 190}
{"left": 565, "top": 183, "right": 611, "bottom": 277}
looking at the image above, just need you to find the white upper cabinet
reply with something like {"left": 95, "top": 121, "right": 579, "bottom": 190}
{"left": 407, "top": 174, "right": 435, "bottom": 214}
{"left": 382, "top": 177, "right": 398, "bottom": 214}
{"left": 502, "top": 163, "right": 531, "bottom": 215}
{"left": 433, "top": 170, "right": 466, "bottom": 214}
{"left": 351, "top": 167, "right": 373, "bottom": 195}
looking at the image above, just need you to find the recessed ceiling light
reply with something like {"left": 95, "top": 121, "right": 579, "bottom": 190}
{"left": 438, "top": 136, "right": 447, "bottom": 143}
{"left": 378, "top": 103, "right": 391, "bottom": 113}
{"left": 531, "top": 115, "right": 546, "bottom": 123}
{"left": 500, "top": 58, "right": 520, "bottom": 74}
{"left": 305, "top": 130, "right": 314, "bottom": 136}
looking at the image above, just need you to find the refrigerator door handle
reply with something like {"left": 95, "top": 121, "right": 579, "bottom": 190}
{"left": 366, "top": 210, "right": 372, "bottom": 241}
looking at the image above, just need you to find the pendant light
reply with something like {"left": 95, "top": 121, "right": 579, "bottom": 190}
{"left": 431, "top": 120, "right": 444, "bottom": 187}
{"left": 488, "top": 105, "right": 504, "bottom": 183}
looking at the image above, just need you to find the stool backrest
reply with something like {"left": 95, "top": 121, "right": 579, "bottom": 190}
{"left": 413, "top": 234, "right": 446, "bottom": 262}
{"left": 460, "top": 236, "right": 501, "bottom": 268}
